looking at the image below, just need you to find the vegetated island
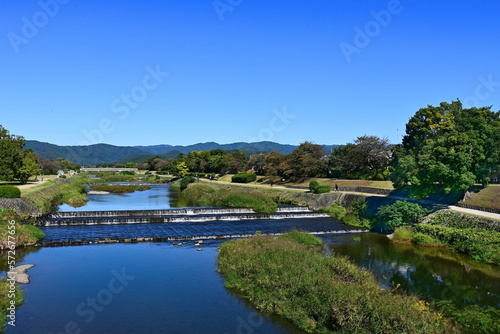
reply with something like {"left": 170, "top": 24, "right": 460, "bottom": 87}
{"left": 217, "top": 232, "right": 499, "bottom": 333}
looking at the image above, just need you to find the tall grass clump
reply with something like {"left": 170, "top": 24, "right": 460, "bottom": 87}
{"left": 183, "top": 184, "right": 277, "bottom": 213}
{"left": 218, "top": 232, "right": 456, "bottom": 333}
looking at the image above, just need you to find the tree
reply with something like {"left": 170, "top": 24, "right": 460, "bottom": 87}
{"left": 18, "top": 151, "right": 39, "bottom": 184}
{"left": 175, "top": 161, "right": 189, "bottom": 177}
{"left": 0, "top": 125, "right": 25, "bottom": 181}
{"left": 329, "top": 136, "right": 391, "bottom": 179}
{"left": 391, "top": 100, "right": 500, "bottom": 198}
{"left": 287, "top": 142, "right": 326, "bottom": 180}
{"left": 245, "top": 154, "right": 266, "bottom": 175}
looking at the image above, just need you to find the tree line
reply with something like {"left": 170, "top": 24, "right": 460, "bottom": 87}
{"left": 2, "top": 99, "right": 499, "bottom": 194}
{"left": 0, "top": 125, "right": 80, "bottom": 183}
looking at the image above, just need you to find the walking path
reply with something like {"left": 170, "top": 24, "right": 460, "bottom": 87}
{"left": 17, "top": 178, "right": 50, "bottom": 190}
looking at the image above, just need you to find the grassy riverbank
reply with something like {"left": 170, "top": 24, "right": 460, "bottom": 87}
{"left": 0, "top": 278, "right": 22, "bottom": 333}
{"left": 90, "top": 184, "right": 151, "bottom": 193}
{"left": 392, "top": 211, "right": 500, "bottom": 265}
{"left": 0, "top": 210, "right": 44, "bottom": 246}
{"left": 218, "top": 232, "right": 456, "bottom": 333}
{"left": 22, "top": 179, "right": 88, "bottom": 212}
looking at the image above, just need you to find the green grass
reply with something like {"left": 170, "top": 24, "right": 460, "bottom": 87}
{"left": 90, "top": 184, "right": 151, "bottom": 193}
{"left": 413, "top": 224, "right": 500, "bottom": 265}
{"left": 183, "top": 183, "right": 277, "bottom": 213}
{"left": 464, "top": 186, "right": 500, "bottom": 210}
{"left": 0, "top": 278, "right": 23, "bottom": 333}
{"left": 282, "top": 230, "right": 323, "bottom": 246}
{"left": 0, "top": 210, "right": 44, "bottom": 245}
{"left": 23, "top": 178, "right": 89, "bottom": 212}
{"left": 217, "top": 233, "right": 456, "bottom": 333}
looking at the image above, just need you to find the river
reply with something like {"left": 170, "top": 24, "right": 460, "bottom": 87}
{"left": 3, "top": 185, "right": 499, "bottom": 333}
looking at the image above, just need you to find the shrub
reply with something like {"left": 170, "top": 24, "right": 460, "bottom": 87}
{"left": 120, "top": 171, "right": 135, "bottom": 175}
{"left": 309, "top": 180, "right": 331, "bottom": 193}
{"left": 314, "top": 185, "right": 331, "bottom": 193}
{"left": 309, "top": 180, "right": 319, "bottom": 192}
{"left": 411, "top": 233, "right": 439, "bottom": 246}
{"left": 0, "top": 186, "right": 21, "bottom": 198}
{"left": 232, "top": 173, "right": 257, "bottom": 183}
{"left": 376, "top": 200, "right": 429, "bottom": 232}
{"left": 180, "top": 176, "right": 196, "bottom": 191}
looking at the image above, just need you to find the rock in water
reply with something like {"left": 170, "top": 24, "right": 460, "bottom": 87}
{"left": 7, "top": 264, "right": 35, "bottom": 284}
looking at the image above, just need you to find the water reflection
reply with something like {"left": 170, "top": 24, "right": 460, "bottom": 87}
{"left": 320, "top": 233, "right": 500, "bottom": 309}
{"left": 58, "top": 185, "right": 191, "bottom": 212}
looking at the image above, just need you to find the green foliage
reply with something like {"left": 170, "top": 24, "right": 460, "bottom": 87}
{"left": 0, "top": 278, "right": 23, "bottom": 332}
{"left": 320, "top": 201, "right": 346, "bottom": 220}
{"left": 411, "top": 233, "right": 440, "bottom": 247}
{"left": 376, "top": 200, "right": 429, "bottom": 232}
{"left": 175, "top": 161, "right": 189, "bottom": 177}
{"left": 0, "top": 125, "right": 25, "bottom": 182}
{"left": 413, "top": 224, "right": 500, "bottom": 264}
{"left": 18, "top": 151, "right": 39, "bottom": 183}
{"left": 322, "top": 198, "right": 373, "bottom": 229}
{"left": 437, "top": 300, "right": 500, "bottom": 334}
{"left": 120, "top": 171, "right": 136, "bottom": 175}
{"left": 0, "top": 186, "right": 21, "bottom": 198}
{"left": 309, "top": 180, "right": 330, "bottom": 193}
{"left": 90, "top": 184, "right": 151, "bottom": 193}
{"left": 218, "top": 234, "right": 454, "bottom": 333}
{"left": 392, "top": 227, "right": 414, "bottom": 243}
{"left": 282, "top": 231, "right": 323, "bottom": 246}
{"left": 183, "top": 184, "right": 277, "bottom": 213}
{"left": 180, "top": 176, "right": 196, "bottom": 191}
{"left": 231, "top": 172, "right": 257, "bottom": 183}
{"left": 329, "top": 136, "right": 392, "bottom": 180}
{"left": 0, "top": 210, "right": 44, "bottom": 244}
{"left": 308, "top": 180, "right": 319, "bottom": 191}
{"left": 391, "top": 100, "right": 500, "bottom": 198}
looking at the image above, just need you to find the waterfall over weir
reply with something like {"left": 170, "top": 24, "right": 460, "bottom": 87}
{"left": 37, "top": 206, "right": 329, "bottom": 226}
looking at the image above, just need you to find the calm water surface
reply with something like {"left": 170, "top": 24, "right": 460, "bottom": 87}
{"left": 3, "top": 185, "right": 499, "bottom": 333}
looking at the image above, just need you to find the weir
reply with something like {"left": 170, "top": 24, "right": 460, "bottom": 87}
{"left": 37, "top": 206, "right": 328, "bottom": 226}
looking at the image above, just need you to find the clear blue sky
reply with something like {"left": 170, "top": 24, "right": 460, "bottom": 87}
{"left": 1, "top": 0, "right": 499, "bottom": 147}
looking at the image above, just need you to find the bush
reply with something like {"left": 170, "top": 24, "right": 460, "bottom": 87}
{"left": 309, "top": 180, "right": 319, "bottom": 192}
{"left": 180, "top": 176, "right": 196, "bottom": 191}
{"left": 376, "top": 200, "right": 429, "bottom": 232}
{"left": 232, "top": 173, "right": 257, "bottom": 183}
{"left": 0, "top": 186, "right": 21, "bottom": 198}
{"left": 120, "top": 171, "right": 135, "bottom": 175}
{"left": 309, "top": 181, "right": 330, "bottom": 193}
{"left": 411, "top": 233, "right": 439, "bottom": 246}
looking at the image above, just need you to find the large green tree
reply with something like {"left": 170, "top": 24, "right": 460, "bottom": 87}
{"left": 0, "top": 125, "right": 25, "bottom": 181}
{"left": 391, "top": 100, "right": 500, "bottom": 198}
{"left": 18, "top": 151, "right": 40, "bottom": 183}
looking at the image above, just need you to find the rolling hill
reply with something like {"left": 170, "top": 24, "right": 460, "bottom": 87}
{"left": 25, "top": 140, "right": 336, "bottom": 165}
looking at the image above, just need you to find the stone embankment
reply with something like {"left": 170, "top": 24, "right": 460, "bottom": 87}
{"left": 0, "top": 198, "right": 42, "bottom": 217}
{"left": 422, "top": 209, "right": 500, "bottom": 232}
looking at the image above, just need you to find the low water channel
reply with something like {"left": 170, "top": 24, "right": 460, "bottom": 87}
{"left": 3, "top": 185, "right": 499, "bottom": 333}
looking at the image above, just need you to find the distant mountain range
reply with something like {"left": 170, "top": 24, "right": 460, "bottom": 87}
{"left": 25, "top": 140, "right": 336, "bottom": 166}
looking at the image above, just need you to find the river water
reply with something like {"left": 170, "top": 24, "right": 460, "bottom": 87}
{"left": 3, "top": 185, "right": 500, "bottom": 333}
